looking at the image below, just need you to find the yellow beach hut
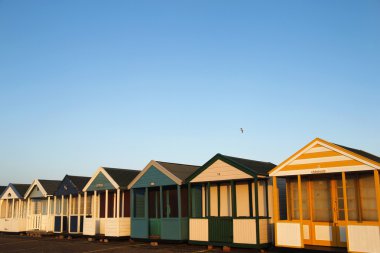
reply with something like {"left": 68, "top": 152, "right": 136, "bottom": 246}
{"left": 269, "top": 138, "right": 380, "bottom": 253}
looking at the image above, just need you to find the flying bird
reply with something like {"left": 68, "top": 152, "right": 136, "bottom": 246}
{"left": 240, "top": 128, "right": 244, "bottom": 133}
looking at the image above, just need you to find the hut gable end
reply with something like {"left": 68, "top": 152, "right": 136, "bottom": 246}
{"left": 270, "top": 138, "right": 380, "bottom": 177}
{"left": 131, "top": 165, "right": 177, "bottom": 188}
{"left": 86, "top": 171, "right": 116, "bottom": 191}
{"left": 191, "top": 159, "right": 253, "bottom": 183}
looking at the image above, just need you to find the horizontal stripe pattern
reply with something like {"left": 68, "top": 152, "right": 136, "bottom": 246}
{"left": 283, "top": 159, "right": 364, "bottom": 171}
{"left": 282, "top": 143, "right": 367, "bottom": 172}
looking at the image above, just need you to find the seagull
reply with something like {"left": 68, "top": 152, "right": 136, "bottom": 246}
{"left": 240, "top": 128, "right": 244, "bottom": 134}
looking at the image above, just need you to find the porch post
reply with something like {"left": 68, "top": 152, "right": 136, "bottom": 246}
{"left": 254, "top": 177, "right": 260, "bottom": 245}
{"left": 217, "top": 183, "right": 220, "bottom": 217}
{"left": 159, "top": 186, "right": 163, "bottom": 218}
{"left": 116, "top": 189, "right": 120, "bottom": 218}
{"left": 93, "top": 191, "right": 97, "bottom": 218}
{"left": 231, "top": 180, "right": 236, "bottom": 218}
{"left": 145, "top": 187, "right": 149, "bottom": 219}
{"left": 53, "top": 196, "right": 56, "bottom": 219}
{"left": 78, "top": 194, "right": 81, "bottom": 231}
{"left": 297, "top": 175, "right": 304, "bottom": 247}
{"left": 84, "top": 192, "right": 87, "bottom": 218}
{"left": 374, "top": 170, "right": 380, "bottom": 223}
{"left": 207, "top": 182, "right": 211, "bottom": 217}
{"left": 12, "top": 199, "right": 15, "bottom": 218}
{"left": 130, "top": 189, "right": 134, "bottom": 218}
{"left": 105, "top": 190, "right": 109, "bottom": 219}
{"left": 122, "top": 191, "right": 125, "bottom": 218}
{"left": 188, "top": 183, "right": 191, "bottom": 218}
{"left": 68, "top": 194, "right": 72, "bottom": 232}
{"left": 177, "top": 185, "right": 182, "bottom": 218}
{"left": 273, "top": 177, "right": 278, "bottom": 223}
{"left": 265, "top": 180, "right": 269, "bottom": 217}
{"left": 5, "top": 199, "right": 8, "bottom": 218}
{"left": 61, "top": 195, "right": 64, "bottom": 233}
{"left": 248, "top": 180, "right": 253, "bottom": 217}
{"left": 342, "top": 172, "right": 350, "bottom": 249}
{"left": 113, "top": 192, "right": 116, "bottom": 218}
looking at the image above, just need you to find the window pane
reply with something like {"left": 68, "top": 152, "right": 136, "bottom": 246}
{"left": 312, "top": 179, "right": 332, "bottom": 222}
{"left": 148, "top": 188, "right": 160, "bottom": 218}
{"left": 163, "top": 186, "right": 178, "bottom": 218}
{"left": 134, "top": 188, "right": 145, "bottom": 218}
{"left": 359, "top": 173, "right": 378, "bottom": 221}
{"left": 289, "top": 178, "right": 299, "bottom": 220}
{"left": 301, "top": 179, "right": 310, "bottom": 220}
{"left": 346, "top": 175, "right": 358, "bottom": 221}
{"left": 336, "top": 178, "right": 345, "bottom": 221}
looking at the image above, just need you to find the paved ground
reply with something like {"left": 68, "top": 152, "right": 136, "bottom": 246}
{"left": 0, "top": 234, "right": 346, "bottom": 253}
{"left": 0, "top": 234, "right": 264, "bottom": 253}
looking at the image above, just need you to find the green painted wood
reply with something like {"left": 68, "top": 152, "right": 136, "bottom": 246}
{"left": 86, "top": 172, "right": 115, "bottom": 191}
{"left": 208, "top": 217, "right": 233, "bottom": 243}
{"left": 132, "top": 166, "right": 177, "bottom": 188}
{"left": 131, "top": 218, "right": 149, "bottom": 239}
{"left": 191, "top": 185, "right": 202, "bottom": 217}
{"left": 130, "top": 188, "right": 134, "bottom": 218}
{"left": 134, "top": 188, "right": 145, "bottom": 218}
{"left": 177, "top": 185, "right": 181, "bottom": 218}
{"left": 254, "top": 177, "right": 260, "bottom": 244}
{"left": 149, "top": 218, "right": 161, "bottom": 237}
{"left": 160, "top": 218, "right": 188, "bottom": 240}
{"left": 159, "top": 186, "right": 163, "bottom": 219}
{"left": 188, "top": 184, "right": 191, "bottom": 218}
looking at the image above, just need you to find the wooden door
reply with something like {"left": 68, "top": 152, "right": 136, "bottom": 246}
{"left": 310, "top": 177, "right": 346, "bottom": 247}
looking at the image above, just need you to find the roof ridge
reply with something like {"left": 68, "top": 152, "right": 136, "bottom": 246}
{"left": 221, "top": 154, "right": 275, "bottom": 165}
{"left": 156, "top": 161, "right": 200, "bottom": 167}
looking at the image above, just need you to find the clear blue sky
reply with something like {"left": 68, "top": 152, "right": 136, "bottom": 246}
{"left": 0, "top": 0, "right": 379, "bottom": 185}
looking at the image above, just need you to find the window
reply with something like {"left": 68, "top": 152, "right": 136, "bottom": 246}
{"left": 190, "top": 185, "right": 203, "bottom": 218}
{"left": 148, "top": 188, "right": 160, "bottom": 219}
{"left": 134, "top": 188, "right": 145, "bottom": 218}
{"left": 312, "top": 178, "right": 332, "bottom": 222}
{"left": 346, "top": 172, "right": 378, "bottom": 221}
{"left": 289, "top": 178, "right": 299, "bottom": 220}
{"left": 163, "top": 186, "right": 178, "bottom": 218}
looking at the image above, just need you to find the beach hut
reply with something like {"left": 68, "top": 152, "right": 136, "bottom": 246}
{"left": 82, "top": 167, "right": 140, "bottom": 238}
{"left": 269, "top": 138, "right": 380, "bottom": 253}
{"left": 0, "top": 184, "right": 29, "bottom": 233}
{"left": 53, "top": 175, "right": 90, "bottom": 235}
{"left": 186, "top": 153, "right": 278, "bottom": 250}
{"left": 24, "top": 179, "right": 61, "bottom": 232}
{"left": 128, "top": 160, "right": 199, "bottom": 241}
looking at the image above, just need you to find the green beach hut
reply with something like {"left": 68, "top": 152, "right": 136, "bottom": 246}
{"left": 128, "top": 160, "right": 199, "bottom": 241}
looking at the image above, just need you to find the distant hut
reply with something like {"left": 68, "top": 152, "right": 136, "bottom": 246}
{"left": 128, "top": 160, "right": 199, "bottom": 241}
{"left": 54, "top": 175, "right": 90, "bottom": 235}
{"left": 82, "top": 167, "right": 140, "bottom": 237}
{"left": 24, "top": 179, "right": 61, "bottom": 232}
{"left": 186, "top": 154, "right": 280, "bottom": 250}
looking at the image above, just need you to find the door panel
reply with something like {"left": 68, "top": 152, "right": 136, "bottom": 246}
{"left": 209, "top": 217, "right": 233, "bottom": 243}
{"left": 149, "top": 218, "right": 161, "bottom": 238}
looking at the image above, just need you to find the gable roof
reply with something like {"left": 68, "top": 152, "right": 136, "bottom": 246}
{"left": 128, "top": 160, "right": 200, "bottom": 188}
{"left": 55, "top": 175, "right": 91, "bottom": 196}
{"left": 186, "top": 153, "right": 276, "bottom": 183}
{"left": 269, "top": 138, "right": 380, "bottom": 176}
{"left": 24, "top": 179, "right": 61, "bottom": 198}
{"left": 83, "top": 167, "right": 140, "bottom": 191}
{"left": 0, "top": 184, "right": 30, "bottom": 199}
{"left": 0, "top": 186, "right": 6, "bottom": 196}
{"left": 12, "top": 184, "right": 30, "bottom": 197}
{"left": 156, "top": 162, "right": 200, "bottom": 181}
{"left": 39, "top": 180, "right": 62, "bottom": 195}
{"left": 65, "top": 175, "right": 91, "bottom": 192}
{"left": 335, "top": 144, "right": 380, "bottom": 164}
